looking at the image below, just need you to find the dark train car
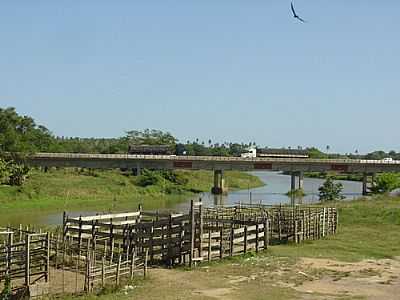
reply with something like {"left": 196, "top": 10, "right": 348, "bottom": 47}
{"left": 127, "top": 144, "right": 175, "bottom": 155}
{"left": 256, "top": 148, "right": 309, "bottom": 159}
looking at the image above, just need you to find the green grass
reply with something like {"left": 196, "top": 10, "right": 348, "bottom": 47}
{"left": 50, "top": 195, "right": 400, "bottom": 300}
{"left": 267, "top": 196, "right": 400, "bottom": 261}
{"left": 0, "top": 168, "right": 264, "bottom": 225}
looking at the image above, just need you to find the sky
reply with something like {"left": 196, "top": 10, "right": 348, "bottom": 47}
{"left": 0, "top": 0, "right": 399, "bottom": 154}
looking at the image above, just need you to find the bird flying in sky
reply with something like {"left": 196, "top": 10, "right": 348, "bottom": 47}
{"left": 291, "top": 2, "right": 306, "bottom": 23}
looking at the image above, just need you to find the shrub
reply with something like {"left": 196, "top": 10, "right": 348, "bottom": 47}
{"left": 0, "top": 158, "right": 30, "bottom": 186}
{"left": 319, "top": 177, "right": 344, "bottom": 201}
{"left": 370, "top": 173, "right": 400, "bottom": 194}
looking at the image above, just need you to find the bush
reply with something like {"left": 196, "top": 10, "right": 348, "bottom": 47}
{"left": 136, "top": 169, "right": 163, "bottom": 187}
{"left": 136, "top": 169, "right": 189, "bottom": 190}
{"left": 370, "top": 173, "right": 400, "bottom": 194}
{"left": 0, "top": 158, "right": 29, "bottom": 186}
{"left": 0, "top": 275, "right": 11, "bottom": 300}
{"left": 319, "top": 177, "right": 344, "bottom": 201}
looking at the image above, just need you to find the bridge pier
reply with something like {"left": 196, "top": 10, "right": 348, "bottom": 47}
{"left": 290, "top": 171, "right": 304, "bottom": 193}
{"left": 291, "top": 173, "right": 296, "bottom": 192}
{"left": 362, "top": 173, "right": 368, "bottom": 196}
{"left": 132, "top": 163, "right": 142, "bottom": 176}
{"left": 298, "top": 171, "right": 304, "bottom": 190}
{"left": 211, "top": 170, "right": 227, "bottom": 195}
{"left": 362, "top": 173, "right": 376, "bottom": 195}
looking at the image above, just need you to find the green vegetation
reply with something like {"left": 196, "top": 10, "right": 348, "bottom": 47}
{"left": 285, "top": 188, "right": 306, "bottom": 198}
{"left": 0, "top": 158, "right": 30, "bottom": 186}
{"left": 0, "top": 168, "right": 264, "bottom": 225}
{"left": 0, "top": 275, "right": 11, "bottom": 300}
{"left": 305, "top": 171, "right": 363, "bottom": 182}
{"left": 318, "top": 177, "right": 344, "bottom": 201}
{"left": 370, "top": 173, "right": 400, "bottom": 194}
{"left": 269, "top": 195, "right": 400, "bottom": 261}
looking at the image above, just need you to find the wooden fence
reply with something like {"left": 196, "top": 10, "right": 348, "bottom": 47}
{"left": 63, "top": 202, "right": 203, "bottom": 266}
{"left": 63, "top": 202, "right": 338, "bottom": 267}
{"left": 85, "top": 249, "right": 148, "bottom": 292}
{"left": 0, "top": 228, "right": 50, "bottom": 297}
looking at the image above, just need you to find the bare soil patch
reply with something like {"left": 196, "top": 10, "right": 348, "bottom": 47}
{"left": 292, "top": 257, "right": 400, "bottom": 300}
{"left": 130, "top": 256, "right": 400, "bottom": 300}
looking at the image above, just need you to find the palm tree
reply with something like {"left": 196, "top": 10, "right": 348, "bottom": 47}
{"left": 326, "top": 145, "right": 330, "bottom": 153}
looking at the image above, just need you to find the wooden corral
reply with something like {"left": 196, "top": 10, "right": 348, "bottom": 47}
{"left": 0, "top": 227, "right": 50, "bottom": 298}
{"left": 0, "top": 225, "right": 147, "bottom": 298}
{"left": 63, "top": 201, "right": 338, "bottom": 267}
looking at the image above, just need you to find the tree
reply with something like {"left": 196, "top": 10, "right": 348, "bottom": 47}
{"left": 319, "top": 177, "right": 344, "bottom": 201}
{"left": 0, "top": 107, "right": 55, "bottom": 154}
{"left": 370, "top": 173, "right": 400, "bottom": 194}
{"left": 125, "top": 129, "right": 177, "bottom": 145}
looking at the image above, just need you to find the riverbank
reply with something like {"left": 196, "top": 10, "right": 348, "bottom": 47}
{"left": 304, "top": 172, "right": 364, "bottom": 182}
{"left": 61, "top": 195, "right": 400, "bottom": 300}
{"left": 0, "top": 168, "right": 264, "bottom": 225}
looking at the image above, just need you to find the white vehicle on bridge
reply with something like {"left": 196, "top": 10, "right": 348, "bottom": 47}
{"left": 382, "top": 157, "right": 393, "bottom": 162}
{"left": 241, "top": 148, "right": 257, "bottom": 158}
{"left": 240, "top": 148, "right": 310, "bottom": 159}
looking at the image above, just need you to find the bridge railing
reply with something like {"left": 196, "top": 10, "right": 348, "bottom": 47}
{"left": 31, "top": 153, "right": 400, "bottom": 165}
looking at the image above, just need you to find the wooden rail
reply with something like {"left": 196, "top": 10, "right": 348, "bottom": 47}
{"left": 63, "top": 202, "right": 338, "bottom": 268}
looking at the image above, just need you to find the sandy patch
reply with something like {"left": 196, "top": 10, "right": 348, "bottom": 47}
{"left": 293, "top": 257, "right": 400, "bottom": 300}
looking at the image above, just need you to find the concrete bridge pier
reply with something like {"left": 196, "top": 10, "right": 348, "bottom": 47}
{"left": 132, "top": 163, "right": 142, "bottom": 176}
{"left": 290, "top": 171, "right": 304, "bottom": 193}
{"left": 362, "top": 173, "right": 376, "bottom": 195}
{"left": 362, "top": 173, "right": 368, "bottom": 196}
{"left": 291, "top": 173, "right": 296, "bottom": 192}
{"left": 211, "top": 170, "right": 227, "bottom": 194}
{"left": 298, "top": 171, "right": 304, "bottom": 190}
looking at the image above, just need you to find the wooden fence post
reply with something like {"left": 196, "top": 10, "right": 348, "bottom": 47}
{"left": 116, "top": 255, "right": 121, "bottom": 286}
{"left": 198, "top": 198, "right": 203, "bottom": 258}
{"left": 130, "top": 249, "right": 136, "bottom": 280}
{"left": 208, "top": 230, "right": 211, "bottom": 261}
{"left": 219, "top": 229, "right": 223, "bottom": 259}
{"left": 322, "top": 207, "right": 326, "bottom": 237}
{"left": 190, "top": 200, "right": 195, "bottom": 267}
{"left": 46, "top": 233, "right": 50, "bottom": 282}
{"left": 102, "top": 256, "right": 105, "bottom": 288}
{"left": 255, "top": 224, "right": 259, "bottom": 253}
{"left": 264, "top": 220, "right": 269, "bottom": 249}
{"left": 244, "top": 226, "right": 248, "bottom": 254}
{"left": 229, "top": 224, "right": 234, "bottom": 257}
{"left": 144, "top": 250, "right": 148, "bottom": 278}
{"left": 25, "top": 234, "right": 30, "bottom": 287}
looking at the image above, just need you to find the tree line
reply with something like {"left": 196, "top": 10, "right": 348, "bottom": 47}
{"left": 2, "top": 107, "right": 400, "bottom": 159}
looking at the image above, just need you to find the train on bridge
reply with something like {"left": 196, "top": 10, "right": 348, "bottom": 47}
{"left": 127, "top": 144, "right": 310, "bottom": 159}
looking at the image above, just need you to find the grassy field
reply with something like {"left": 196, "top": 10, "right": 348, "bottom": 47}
{"left": 0, "top": 168, "right": 264, "bottom": 225}
{"left": 65, "top": 195, "right": 400, "bottom": 300}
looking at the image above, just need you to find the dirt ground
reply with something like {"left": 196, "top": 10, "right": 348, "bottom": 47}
{"left": 129, "top": 256, "right": 400, "bottom": 300}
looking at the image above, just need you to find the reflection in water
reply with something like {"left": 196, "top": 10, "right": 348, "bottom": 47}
{"left": 175, "top": 171, "right": 363, "bottom": 212}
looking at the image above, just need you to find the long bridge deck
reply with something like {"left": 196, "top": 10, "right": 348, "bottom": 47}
{"left": 24, "top": 153, "right": 400, "bottom": 173}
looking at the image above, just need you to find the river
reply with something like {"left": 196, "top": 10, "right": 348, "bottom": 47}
{"left": 175, "top": 171, "right": 362, "bottom": 211}
{"left": 3, "top": 171, "right": 362, "bottom": 226}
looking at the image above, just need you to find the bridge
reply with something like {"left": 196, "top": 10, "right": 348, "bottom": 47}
{"left": 25, "top": 153, "right": 400, "bottom": 195}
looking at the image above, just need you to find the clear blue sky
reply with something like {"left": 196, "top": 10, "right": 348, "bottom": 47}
{"left": 1, "top": 1, "right": 399, "bottom": 154}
